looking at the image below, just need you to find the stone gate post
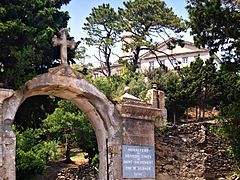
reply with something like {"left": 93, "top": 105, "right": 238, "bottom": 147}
{"left": 116, "top": 93, "right": 162, "bottom": 180}
{"left": 0, "top": 89, "right": 15, "bottom": 180}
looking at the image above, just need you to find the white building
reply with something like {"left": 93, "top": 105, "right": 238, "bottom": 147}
{"left": 91, "top": 38, "right": 221, "bottom": 76}
{"left": 140, "top": 39, "right": 221, "bottom": 72}
{"left": 91, "top": 63, "right": 122, "bottom": 78}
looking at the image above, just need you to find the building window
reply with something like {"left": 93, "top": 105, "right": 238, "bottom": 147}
{"left": 182, "top": 57, "right": 188, "bottom": 64}
{"left": 93, "top": 72, "right": 99, "bottom": 78}
{"left": 170, "top": 58, "right": 176, "bottom": 65}
{"left": 149, "top": 61, "right": 154, "bottom": 71}
{"left": 160, "top": 60, "right": 165, "bottom": 65}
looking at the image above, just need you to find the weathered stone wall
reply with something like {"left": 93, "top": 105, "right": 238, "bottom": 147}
{"left": 155, "top": 123, "right": 237, "bottom": 180}
{"left": 0, "top": 89, "right": 16, "bottom": 180}
{"left": 117, "top": 96, "right": 162, "bottom": 180}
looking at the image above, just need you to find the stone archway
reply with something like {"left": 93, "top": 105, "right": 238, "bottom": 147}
{"left": 0, "top": 65, "right": 122, "bottom": 180}
{"left": 0, "top": 29, "right": 165, "bottom": 180}
{"left": 0, "top": 65, "right": 164, "bottom": 180}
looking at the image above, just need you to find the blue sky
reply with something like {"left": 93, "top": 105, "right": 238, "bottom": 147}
{"left": 61, "top": 0, "right": 191, "bottom": 64}
{"left": 62, "top": 0, "right": 189, "bottom": 41}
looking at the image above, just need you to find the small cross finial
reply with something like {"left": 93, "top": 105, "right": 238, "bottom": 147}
{"left": 52, "top": 28, "right": 76, "bottom": 65}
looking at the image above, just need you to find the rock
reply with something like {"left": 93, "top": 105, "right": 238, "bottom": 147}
{"left": 164, "top": 165, "right": 174, "bottom": 171}
{"left": 57, "top": 176, "right": 65, "bottom": 179}
{"left": 156, "top": 173, "right": 175, "bottom": 180}
{"left": 155, "top": 122, "right": 237, "bottom": 179}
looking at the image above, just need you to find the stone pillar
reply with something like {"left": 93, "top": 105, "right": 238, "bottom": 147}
{"left": 147, "top": 89, "right": 159, "bottom": 108}
{"left": 146, "top": 89, "right": 167, "bottom": 127}
{"left": 158, "top": 90, "right": 167, "bottom": 120}
{"left": 0, "top": 102, "right": 3, "bottom": 170}
{"left": 0, "top": 89, "right": 15, "bottom": 180}
{"left": 117, "top": 97, "right": 161, "bottom": 180}
{"left": 107, "top": 135, "right": 122, "bottom": 180}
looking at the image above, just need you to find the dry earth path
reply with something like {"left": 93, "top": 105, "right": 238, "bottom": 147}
{"left": 36, "top": 158, "right": 98, "bottom": 180}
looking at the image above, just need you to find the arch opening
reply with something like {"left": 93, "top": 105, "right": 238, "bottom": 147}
{"left": 14, "top": 95, "right": 103, "bottom": 179}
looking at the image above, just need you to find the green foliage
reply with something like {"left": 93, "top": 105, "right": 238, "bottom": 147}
{"left": 216, "top": 69, "right": 240, "bottom": 107}
{"left": 186, "top": 0, "right": 240, "bottom": 63}
{"left": 91, "top": 154, "right": 99, "bottom": 168}
{"left": 83, "top": 0, "right": 186, "bottom": 73}
{"left": 14, "top": 96, "right": 58, "bottom": 131}
{"left": 149, "top": 58, "right": 219, "bottom": 123}
{"left": 187, "top": 0, "right": 240, "bottom": 165}
{"left": 156, "top": 119, "right": 171, "bottom": 133}
{"left": 216, "top": 72, "right": 240, "bottom": 160}
{"left": 145, "top": 68, "right": 167, "bottom": 90}
{"left": 188, "top": 58, "right": 219, "bottom": 112}
{"left": 91, "top": 66, "right": 150, "bottom": 100}
{"left": 15, "top": 128, "right": 59, "bottom": 179}
{"left": 127, "top": 75, "right": 150, "bottom": 99}
{"left": 41, "top": 100, "right": 98, "bottom": 163}
{"left": 83, "top": 3, "right": 120, "bottom": 76}
{"left": 202, "top": 67, "right": 240, "bottom": 163}
{"left": 16, "top": 149, "right": 45, "bottom": 179}
{"left": 211, "top": 119, "right": 240, "bottom": 161}
{"left": 164, "top": 71, "right": 191, "bottom": 123}
{"left": 15, "top": 98, "right": 99, "bottom": 178}
{"left": 36, "top": 141, "right": 59, "bottom": 162}
{"left": 75, "top": 114, "right": 98, "bottom": 164}
{"left": 118, "top": 0, "right": 186, "bottom": 70}
{"left": 92, "top": 76, "right": 119, "bottom": 98}
{"left": 14, "top": 97, "right": 59, "bottom": 179}
{"left": 0, "top": 0, "right": 74, "bottom": 89}
{"left": 74, "top": 46, "right": 87, "bottom": 62}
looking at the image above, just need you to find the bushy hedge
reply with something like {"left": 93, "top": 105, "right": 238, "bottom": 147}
{"left": 15, "top": 128, "right": 59, "bottom": 179}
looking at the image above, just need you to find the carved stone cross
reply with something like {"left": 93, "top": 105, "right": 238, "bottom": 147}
{"left": 52, "top": 28, "right": 76, "bottom": 65}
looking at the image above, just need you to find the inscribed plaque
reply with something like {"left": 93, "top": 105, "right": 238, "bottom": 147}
{"left": 122, "top": 145, "right": 155, "bottom": 178}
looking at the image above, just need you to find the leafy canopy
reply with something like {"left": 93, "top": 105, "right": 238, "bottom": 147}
{"left": 119, "top": 0, "right": 186, "bottom": 69}
{"left": 83, "top": 4, "right": 121, "bottom": 76}
{"left": 0, "top": 0, "right": 73, "bottom": 89}
{"left": 41, "top": 100, "right": 98, "bottom": 164}
{"left": 187, "top": 0, "right": 240, "bottom": 63}
{"left": 15, "top": 128, "right": 59, "bottom": 179}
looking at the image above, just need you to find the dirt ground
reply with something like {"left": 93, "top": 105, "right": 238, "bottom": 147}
{"left": 36, "top": 154, "right": 98, "bottom": 180}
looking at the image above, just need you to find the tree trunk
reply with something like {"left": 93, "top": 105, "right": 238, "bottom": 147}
{"left": 104, "top": 35, "right": 112, "bottom": 77}
{"left": 132, "top": 47, "right": 140, "bottom": 72}
{"left": 202, "top": 87, "right": 207, "bottom": 121}
{"left": 64, "top": 135, "right": 72, "bottom": 163}
{"left": 105, "top": 48, "right": 111, "bottom": 77}
{"left": 106, "top": 59, "right": 111, "bottom": 77}
{"left": 65, "top": 143, "right": 71, "bottom": 163}
{"left": 186, "top": 108, "right": 189, "bottom": 121}
{"left": 202, "top": 108, "right": 205, "bottom": 121}
{"left": 198, "top": 107, "right": 201, "bottom": 121}
{"left": 195, "top": 106, "right": 198, "bottom": 121}
{"left": 173, "top": 112, "right": 176, "bottom": 125}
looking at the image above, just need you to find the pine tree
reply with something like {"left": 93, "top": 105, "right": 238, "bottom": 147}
{"left": 119, "top": 0, "right": 186, "bottom": 71}
{"left": 83, "top": 4, "right": 121, "bottom": 76}
{"left": 0, "top": 0, "right": 74, "bottom": 89}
